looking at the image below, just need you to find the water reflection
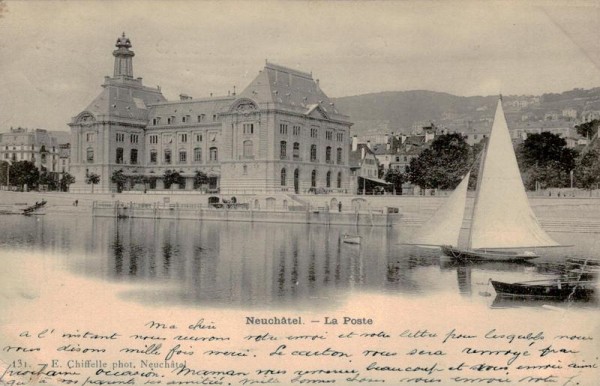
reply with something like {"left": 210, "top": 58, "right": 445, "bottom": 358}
{"left": 0, "top": 215, "right": 598, "bottom": 310}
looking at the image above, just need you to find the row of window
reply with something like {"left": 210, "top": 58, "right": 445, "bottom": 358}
{"left": 149, "top": 148, "right": 218, "bottom": 165}
{"left": 279, "top": 142, "right": 343, "bottom": 163}
{"left": 149, "top": 133, "right": 203, "bottom": 144}
{"left": 152, "top": 114, "right": 218, "bottom": 126}
{"left": 3, "top": 152, "right": 52, "bottom": 162}
{"left": 86, "top": 147, "right": 218, "bottom": 165}
{"left": 278, "top": 124, "right": 344, "bottom": 142}
{"left": 280, "top": 168, "right": 343, "bottom": 189}
{"left": 3, "top": 145, "right": 56, "bottom": 151}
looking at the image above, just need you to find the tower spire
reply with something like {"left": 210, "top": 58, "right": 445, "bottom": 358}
{"left": 113, "top": 32, "right": 134, "bottom": 78}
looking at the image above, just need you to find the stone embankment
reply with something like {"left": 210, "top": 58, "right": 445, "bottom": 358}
{"left": 1, "top": 190, "right": 599, "bottom": 232}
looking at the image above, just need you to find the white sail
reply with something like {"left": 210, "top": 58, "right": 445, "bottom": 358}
{"left": 469, "top": 100, "right": 559, "bottom": 249}
{"left": 412, "top": 172, "right": 470, "bottom": 247}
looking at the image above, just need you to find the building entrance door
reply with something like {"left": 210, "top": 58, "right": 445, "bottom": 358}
{"left": 294, "top": 169, "right": 299, "bottom": 194}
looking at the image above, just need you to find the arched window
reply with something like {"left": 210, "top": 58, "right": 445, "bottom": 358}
{"left": 179, "top": 150, "right": 187, "bottom": 164}
{"left": 337, "top": 147, "right": 343, "bottom": 164}
{"left": 116, "top": 147, "right": 124, "bottom": 164}
{"left": 311, "top": 170, "right": 317, "bottom": 187}
{"left": 310, "top": 145, "right": 317, "bottom": 162}
{"left": 164, "top": 149, "right": 172, "bottom": 164}
{"left": 293, "top": 142, "right": 300, "bottom": 159}
{"left": 325, "top": 146, "right": 332, "bottom": 163}
{"left": 337, "top": 172, "right": 342, "bottom": 188}
{"left": 209, "top": 147, "right": 218, "bottom": 162}
{"left": 86, "top": 147, "right": 94, "bottom": 163}
{"left": 281, "top": 168, "right": 287, "bottom": 186}
{"left": 243, "top": 140, "right": 253, "bottom": 158}
{"left": 130, "top": 149, "right": 138, "bottom": 165}
{"left": 326, "top": 171, "right": 331, "bottom": 187}
{"left": 280, "top": 141, "right": 287, "bottom": 159}
{"left": 194, "top": 147, "right": 202, "bottom": 163}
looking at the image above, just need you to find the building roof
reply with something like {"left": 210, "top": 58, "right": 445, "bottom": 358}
{"left": 75, "top": 77, "right": 166, "bottom": 123}
{"left": 148, "top": 96, "right": 235, "bottom": 119}
{"left": 238, "top": 62, "right": 350, "bottom": 122}
{"left": 349, "top": 144, "right": 377, "bottom": 167}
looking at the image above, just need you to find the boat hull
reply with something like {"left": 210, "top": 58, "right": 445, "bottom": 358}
{"left": 441, "top": 245, "right": 538, "bottom": 262}
{"left": 491, "top": 280, "right": 595, "bottom": 301}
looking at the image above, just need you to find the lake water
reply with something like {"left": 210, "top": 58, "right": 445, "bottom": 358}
{"left": 1, "top": 214, "right": 598, "bottom": 311}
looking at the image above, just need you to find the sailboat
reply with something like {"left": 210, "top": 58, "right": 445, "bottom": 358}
{"left": 412, "top": 98, "right": 561, "bottom": 262}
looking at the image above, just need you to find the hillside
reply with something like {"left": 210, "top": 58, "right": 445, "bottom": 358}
{"left": 332, "top": 88, "right": 600, "bottom": 135}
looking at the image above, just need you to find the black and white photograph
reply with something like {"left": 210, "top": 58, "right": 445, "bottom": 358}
{"left": 0, "top": 1, "right": 599, "bottom": 385}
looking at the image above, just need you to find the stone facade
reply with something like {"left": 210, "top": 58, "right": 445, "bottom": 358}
{"left": 69, "top": 34, "right": 353, "bottom": 194}
{"left": 0, "top": 127, "right": 61, "bottom": 172}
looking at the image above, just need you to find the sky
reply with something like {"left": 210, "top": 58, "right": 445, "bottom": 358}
{"left": 0, "top": 0, "right": 599, "bottom": 131}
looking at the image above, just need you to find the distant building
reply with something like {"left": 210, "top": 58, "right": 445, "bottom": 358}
{"left": 349, "top": 138, "right": 386, "bottom": 194}
{"left": 562, "top": 108, "right": 578, "bottom": 120}
{"left": 0, "top": 127, "right": 64, "bottom": 173}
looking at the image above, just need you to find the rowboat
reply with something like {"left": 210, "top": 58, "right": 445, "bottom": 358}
{"left": 490, "top": 279, "right": 595, "bottom": 301}
{"left": 343, "top": 234, "right": 361, "bottom": 244}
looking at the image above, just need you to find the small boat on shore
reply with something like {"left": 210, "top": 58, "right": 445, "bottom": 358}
{"left": 490, "top": 279, "right": 595, "bottom": 301}
{"left": 22, "top": 200, "right": 47, "bottom": 215}
{"left": 343, "top": 234, "right": 361, "bottom": 244}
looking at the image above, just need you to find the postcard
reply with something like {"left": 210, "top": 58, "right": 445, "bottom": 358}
{"left": 1, "top": 1, "right": 599, "bottom": 385}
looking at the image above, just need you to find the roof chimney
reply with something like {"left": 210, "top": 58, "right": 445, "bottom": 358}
{"left": 352, "top": 135, "right": 358, "bottom": 152}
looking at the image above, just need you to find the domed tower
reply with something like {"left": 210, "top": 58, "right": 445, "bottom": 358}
{"left": 113, "top": 32, "right": 134, "bottom": 78}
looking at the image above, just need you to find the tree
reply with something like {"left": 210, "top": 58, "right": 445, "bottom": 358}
{"left": 575, "top": 119, "right": 599, "bottom": 139}
{"left": 193, "top": 170, "right": 208, "bottom": 189}
{"left": 38, "top": 171, "right": 59, "bottom": 191}
{"left": 574, "top": 148, "right": 600, "bottom": 190}
{"left": 163, "top": 169, "right": 183, "bottom": 189}
{"left": 0, "top": 161, "right": 8, "bottom": 186}
{"left": 86, "top": 172, "right": 100, "bottom": 193}
{"left": 516, "top": 132, "right": 577, "bottom": 189}
{"left": 59, "top": 172, "right": 76, "bottom": 192}
{"left": 383, "top": 168, "right": 404, "bottom": 195}
{"left": 8, "top": 161, "right": 40, "bottom": 190}
{"left": 407, "top": 133, "right": 472, "bottom": 190}
{"left": 111, "top": 169, "right": 127, "bottom": 193}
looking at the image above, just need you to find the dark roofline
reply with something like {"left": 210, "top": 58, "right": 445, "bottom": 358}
{"left": 265, "top": 61, "right": 313, "bottom": 80}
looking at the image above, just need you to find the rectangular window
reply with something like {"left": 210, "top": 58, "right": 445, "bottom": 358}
{"left": 116, "top": 133, "right": 125, "bottom": 142}
{"left": 179, "top": 133, "right": 188, "bottom": 143}
{"left": 195, "top": 133, "right": 203, "bottom": 142}
{"left": 164, "top": 150, "right": 172, "bottom": 164}
{"left": 130, "top": 149, "right": 138, "bottom": 165}
{"left": 293, "top": 125, "right": 301, "bottom": 136}
{"left": 179, "top": 151, "right": 187, "bottom": 163}
{"left": 197, "top": 114, "right": 205, "bottom": 123}
{"left": 194, "top": 148, "right": 202, "bottom": 162}
{"left": 326, "top": 131, "right": 332, "bottom": 140}
{"left": 336, "top": 132, "right": 344, "bottom": 142}
{"left": 311, "top": 128, "right": 318, "bottom": 138}
{"left": 279, "top": 123, "right": 288, "bottom": 135}
{"left": 150, "top": 151, "right": 157, "bottom": 164}
{"left": 243, "top": 123, "right": 254, "bottom": 134}
{"left": 152, "top": 117, "right": 161, "bottom": 125}
{"left": 130, "top": 134, "right": 139, "bottom": 144}
{"left": 86, "top": 133, "right": 94, "bottom": 142}
{"left": 212, "top": 114, "right": 218, "bottom": 121}
{"left": 149, "top": 135, "right": 158, "bottom": 144}
{"left": 116, "top": 147, "right": 123, "bottom": 164}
